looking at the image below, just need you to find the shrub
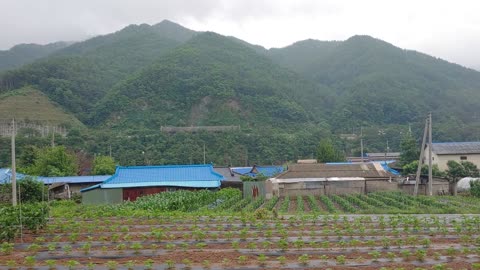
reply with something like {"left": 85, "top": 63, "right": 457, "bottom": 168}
{"left": 470, "top": 179, "right": 480, "bottom": 197}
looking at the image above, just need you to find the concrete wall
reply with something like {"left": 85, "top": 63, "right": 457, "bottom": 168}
{"left": 82, "top": 188, "right": 123, "bottom": 204}
{"left": 270, "top": 178, "right": 426, "bottom": 197}
{"left": 277, "top": 181, "right": 326, "bottom": 197}
{"left": 365, "top": 179, "right": 398, "bottom": 193}
{"left": 325, "top": 180, "right": 364, "bottom": 195}
{"left": 400, "top": 182, "right": 450, "bottom": 195}
{"left": 274, "top": 180, "right": 374, "bottom": 197}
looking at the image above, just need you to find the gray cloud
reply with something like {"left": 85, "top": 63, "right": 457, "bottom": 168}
{"left": 1, "top": 0, "right": 479, "bottom": 69}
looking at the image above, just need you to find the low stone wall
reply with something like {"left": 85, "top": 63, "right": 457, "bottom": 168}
{"left": 400, "top": 182, "right": 450, "bottom": 195}
{"left": 365, "top": 179, "right": 398, "bottom": 193}
{"left": 270, "top": 178, "right": 441, "bottom": 197}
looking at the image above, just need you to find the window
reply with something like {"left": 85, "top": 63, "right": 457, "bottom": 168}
{"left": 460, "top": 156, "right": 467, "bottom": 160}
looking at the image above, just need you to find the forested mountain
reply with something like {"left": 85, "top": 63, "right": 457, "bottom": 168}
{"left": 92, "top": 32, "right": 330, "bottom": 130}
{"left": 1, "top": 21, "right": 480, "bottom": 167}
{"left": 0, "top": 42, "right": 69, "bottom": 71}
{"left": 268, "top": 36, "right": 480, "bottom": 136}
{"left": 0, "top": 20, "right": 196, "bottom": 122}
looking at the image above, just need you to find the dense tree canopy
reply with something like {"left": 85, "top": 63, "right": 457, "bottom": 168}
{"left": 399, "top": 133, "right": 419, "bottom": 166}
{"left": 24, "top": 146, "right": 78, "bottom": 177}
{"left": 92, "top": 155, "right": 116, "bottom": 175}
{"left": 316, "top": 138, "right": 345, "bottom": 163}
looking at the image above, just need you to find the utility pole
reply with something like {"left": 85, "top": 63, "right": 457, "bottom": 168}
{"left": 203, "top": 143, "right": 206, "bottom": 164}
{"left": 360, "top": 127, "right": 364, "bottom": 163}
{"left": 414, "top": 116, "right": 429, "bottom": 196}
{"left": 11, "top": 118, "right": 17, "bottom": 206}
{"left": 51, "top": 126, "right": 55, "bottom": 148}
{"left": 428, "top": 113, "right": 433, "bottom": 196}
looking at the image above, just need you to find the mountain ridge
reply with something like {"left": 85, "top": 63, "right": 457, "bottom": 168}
{"left": 0, "top": 20, "right": 479, "bottom": 141}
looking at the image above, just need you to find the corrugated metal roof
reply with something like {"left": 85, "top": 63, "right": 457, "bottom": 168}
{"left": 278, "top": 163, "right": 396, "bottom": 179}
{"left": 366, "top": 152, "right": 401, "bottom": 157}
{"left": 214, "top": 167, "right": 242, "bottom": 181}
{"left": 0, "top": 168, "right": 10, "bottom": 183}
{"left": 0, "top": 168, "right": 27, "bottom": 183}
{"left": 232, "top": 165, "right": 284, "bottom": 177}
{"left": 38, "top": 175, "right": 111, "bottom": 184}
{"left": 432, "top": 142, "right": 480, "bottom": 155}
{"left": 100, "top": 164, "right": 223, "bottom": 189}
{"left": 80, "top": 183, "right": 101, "bottom": 192}
{"left": 253, "top": 165, "right": 284, "bottom": 177}
{"left": 231, "top": 167, "right": 253, "bottom": 175}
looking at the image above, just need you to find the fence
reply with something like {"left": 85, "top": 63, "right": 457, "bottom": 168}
{"left": 0, "top": 120, "right": 67, "bottom": 137}
{"left": 160, "top": 125, "right": 240, "bottom": 133}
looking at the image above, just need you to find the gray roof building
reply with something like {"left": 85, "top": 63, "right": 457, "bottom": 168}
{"left": 431, "top": 142, "right": 480, "bottom": 155}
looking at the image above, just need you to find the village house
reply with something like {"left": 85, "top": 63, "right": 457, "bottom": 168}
{"left": 38, "top": 175, "right": 111, "bottom": 199}
{"left": 424, "top": 142, "right": 480, "bottom": 171}
{"left": 80, "top": 164, "right": 224, "bottom": 204}
{"left": 264, "top": 162, "right": 449, "bottom": 197}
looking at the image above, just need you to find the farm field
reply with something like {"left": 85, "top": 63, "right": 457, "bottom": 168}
{"left": 2, "top": 190, "right": 480, "bottom": 269}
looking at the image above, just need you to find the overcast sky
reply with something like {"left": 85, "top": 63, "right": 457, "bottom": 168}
{"left": 1, "top": 0, "right": 479, "bottom": 69}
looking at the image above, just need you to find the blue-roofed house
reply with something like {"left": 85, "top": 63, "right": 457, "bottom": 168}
{"left": 0, "top": 168, "right": 27, "bottom": 183}
{"left": 230, "top": 167, "right": 253, "bottom": 176}
{"left": 38, "top": 175, "right": 111, "bottom": 199}
{"left": 80, "top": 164, "right": 224, "bottom": 204}
{"left": 1, "top": 168, "right": 111, "bottom": 200}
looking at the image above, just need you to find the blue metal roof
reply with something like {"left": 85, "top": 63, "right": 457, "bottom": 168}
{"left": 83, "top": 164, "right": 224, "bottom": 191}
{"left": 0, "top": 168, "right": 27, "bottom": 183}
{"left": 254, "top": 166, "right": 284, "bottom": 177}
{"left": 38, "top": 175, "right": 111, "bottom": 185}
{"left": 0, "top": 168, "right": 9, "bottom": 183}
{"left": 232, "top": 165, "right": 284, "bottom": 178}
{"left": 231, "top": 167, "right": 253, "bottom": 175}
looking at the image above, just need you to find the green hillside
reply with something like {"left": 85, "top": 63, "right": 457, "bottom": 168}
{"left": 0, "top": 42, "right": 69, "bottom": 71}
{"left": 0, "top": 87, "right": 83, "bottom": 127}
{"left": 93, "top": 32, "right": 329, "bottom": 130}
{"left": 268, "top": 36, "right": 480, "bottom": 135}
{"left": 0, "top": 20, "right": 196, "bottom": 122}
{"left": 1, "top": 21, "right": 480, "bottom": 166}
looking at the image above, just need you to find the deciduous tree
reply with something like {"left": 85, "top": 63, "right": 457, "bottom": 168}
{"left": 316, "top": 138, "right": 344, "bottom": 163}
{"left": 92, "top": 155, "right": 116, "bottom": 175}
{"left": 446, "top": 161, "right": 479, "bottom": 196}
{"left": 26, "top": 146, "right": 78, "bottom": 177}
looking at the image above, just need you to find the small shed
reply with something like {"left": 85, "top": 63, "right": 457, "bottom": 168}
{"left": 81, "top": 164, "right": 224, "bottom": 204}
{"left": 38, "top": 175, "right": 111, "bottom": 199}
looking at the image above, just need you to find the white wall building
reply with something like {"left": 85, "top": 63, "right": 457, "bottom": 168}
{"left": 424, "top": 142, "right": 480, "bottom": 171}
